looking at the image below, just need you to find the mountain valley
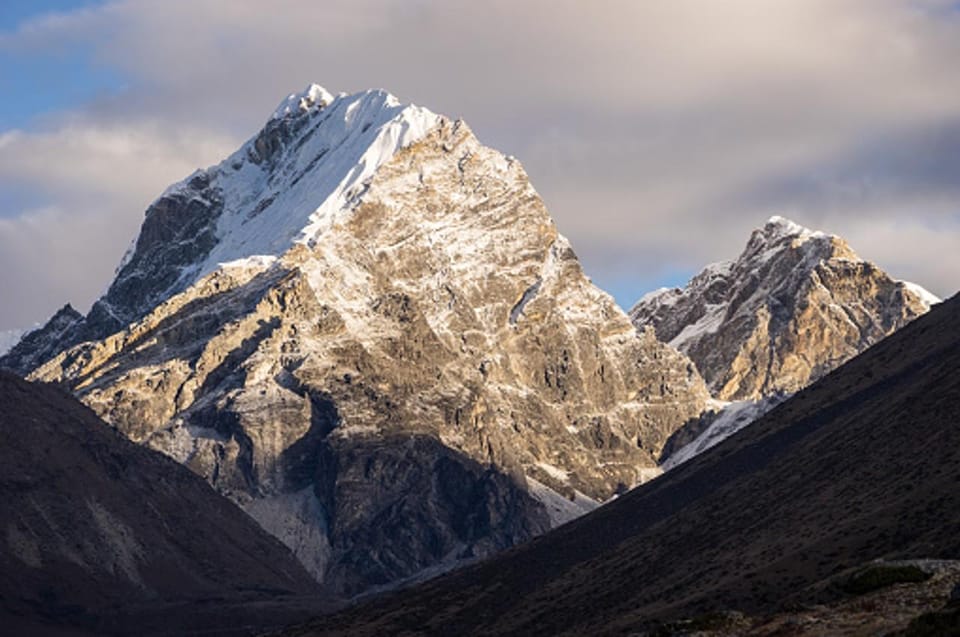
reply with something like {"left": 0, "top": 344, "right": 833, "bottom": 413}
{"left": 0, "top": 82, "right": 953, "bottom": 637}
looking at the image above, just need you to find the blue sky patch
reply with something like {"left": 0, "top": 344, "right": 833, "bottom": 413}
{"left": 0, "top": 1, "right": 123, "bottom": 130}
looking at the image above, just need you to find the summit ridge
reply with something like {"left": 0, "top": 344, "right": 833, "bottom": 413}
{"left": 630, "top": 216, "right": 937, "bottom": 402}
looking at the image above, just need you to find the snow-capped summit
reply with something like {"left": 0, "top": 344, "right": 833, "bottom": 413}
{"left": 24, "top": 84, "right": 709, "bottom": 596}
{"left": 756, "top": 215, "right": 835, "bottom": 254}
{"left": 630, "top": 216, "right": 938, "bottom": 401}
{"left": 764, "top": 214, "right": 822, "bottom": 238}
{"left": 80, "top": 88, "right": 444, "bottom": 341}
{"left": 269, "top": 83, "right": 335, "bottom": 120}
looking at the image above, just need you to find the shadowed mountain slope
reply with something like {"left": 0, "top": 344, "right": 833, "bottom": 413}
{"left": 283, "top": 292, "right": 960, "bottom": 636}
{"left": 0, "top": 373, "right": 333, "bottom": 636}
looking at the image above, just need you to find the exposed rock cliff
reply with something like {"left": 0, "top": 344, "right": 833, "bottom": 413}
{"left": 31, "top": 86, "right": 708, "bottom": 595}
{"left": 630, "top": 216, "right": 937, "bottom": 402}
{"left": 0, "top": 304, "right": 82, "bottom": 374}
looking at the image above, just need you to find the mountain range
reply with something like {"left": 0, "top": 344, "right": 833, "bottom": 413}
{"left": 0, "top": 83, "right": 951, "bottom": 635}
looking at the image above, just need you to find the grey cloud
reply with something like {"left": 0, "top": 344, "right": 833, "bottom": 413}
{"left": 0, "top": 205, "right": 124, "bottom": 328}
{"left": 0, "top": 120, "right": 238, "bottom": 327}
{"left": 1, "top": 0, "right": 959, "bottom": 328}
{"left": 742, "top": 121, "right": 960, "bottom": 208}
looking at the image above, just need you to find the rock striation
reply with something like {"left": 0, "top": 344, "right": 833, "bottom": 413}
{"left": 28, "top": 85, "right": 709, "bottom": 595}
{"left": 630, "top": 216, "right": 937, "bottom": 402}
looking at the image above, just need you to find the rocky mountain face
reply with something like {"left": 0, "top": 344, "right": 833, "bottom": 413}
{"left": 0, "top": 372, "right": 330, "bottom": 637}
{"left": 630, "top": 216, "right": 937, "bottom": 402}
{"left": 286, "top": 292, "right": 960, "bottom": 637}
{"left": 0, "top": 304, "right": 82, "bottom": 375}
{"left": 28, "top": 85, "right": 708, "bottom": 596}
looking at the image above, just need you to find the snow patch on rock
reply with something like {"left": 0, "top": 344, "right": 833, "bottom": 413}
{"left": 526, "top": 478, "right": 599, "bottom": 527}
{"left": 901, "top": 280, "right": 940, "bottom": 308}
{"left": 662, "top": 396, "right": 785, "bottom": 470}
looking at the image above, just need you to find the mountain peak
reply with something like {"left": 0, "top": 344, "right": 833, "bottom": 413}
{"left": 269, "top": 83, "right": 336, "bottom": 120}
{"left": 28, "top": 86, "right": 710, "bottom": 593}
{"left": 758, "top": 215, "right": 827, "bottom": 244}
{"left": 765, "top": 214, "right": 804, "bottom": 231}
{"left": 765, "top": 214, "right": 808, "bottom": 232}
{"left": 631, "top": 217, "right": 936, "bottom": 401}
{"left": 0, "top": 302, "right": 83, "bottom": 374}
{"left": 268, "top": 85, "right": 416, "bottom": 125}
{"left": 84, "top": 86, "right": 443, "bottom": 337}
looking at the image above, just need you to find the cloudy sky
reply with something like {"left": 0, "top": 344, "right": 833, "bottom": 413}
{"left": 1, "top": 0, "right": 958, "bottom": 330}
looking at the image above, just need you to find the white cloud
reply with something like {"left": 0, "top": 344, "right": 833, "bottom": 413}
{"left": 1, "top": 0, "right": 958, "bottom": 328}
{"left": 0, "top": 119, "right": 237, "bottom": 327}
{"left": 0, "top": 120, "right": 235, "bottom": 201}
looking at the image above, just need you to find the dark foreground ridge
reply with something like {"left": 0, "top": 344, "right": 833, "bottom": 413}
{"left": 0, "top": 373, "right": 337, "bottom": 636}
{"left": 282, "top": 293, "right": 960, "bottom": 636}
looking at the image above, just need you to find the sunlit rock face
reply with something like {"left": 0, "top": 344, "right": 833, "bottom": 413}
{"left": 30, "top": 86, "right": 708, "bottom": 595}
{"left": 630, "top": 216, "right": 937, "bottom": 402}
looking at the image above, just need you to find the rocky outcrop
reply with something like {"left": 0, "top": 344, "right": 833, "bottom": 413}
{"left": 630, "top": 216, "right": 937, "bottom": 401}
{"left": 31, "top": 87, "right": 708, "bottom": 595}
{"left": 0, "top": 303, "right": 82, "bottom": 375}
